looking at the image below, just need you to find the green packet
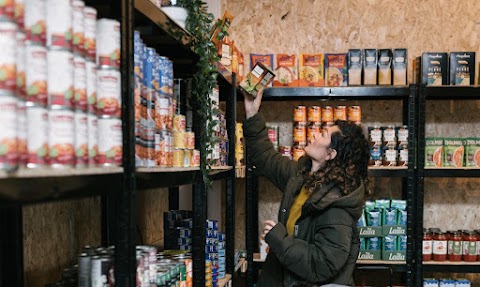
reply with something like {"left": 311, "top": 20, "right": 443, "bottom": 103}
{"left": 391, "top": 199, "right": 406, "bottom": 210}
{"left": 375, "top": 199, "right": 390, "bottom": 209}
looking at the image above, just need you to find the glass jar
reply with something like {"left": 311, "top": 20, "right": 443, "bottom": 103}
{"left": 475, "top": 230, "right": 480, "bottom": 261}
{"left": 423, "top": 230, "right": 433, "bottom": 261}
{"left": 464, "top": 231, "right": 478, "bottom": 262}
{"left": 448, "top": 231, "right": 462, "bottom": 262}
{"left": 433, "top": 232, "right": 447, "bottom": 261}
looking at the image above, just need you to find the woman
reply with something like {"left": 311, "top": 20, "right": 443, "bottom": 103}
{"left": 243, "top": 90, "right": 370, "bottom": 287}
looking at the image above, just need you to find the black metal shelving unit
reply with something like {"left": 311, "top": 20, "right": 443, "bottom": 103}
{"left": 245, "top": 85, "right": 418, "bottom": 286}
{"left": 415, "top": 85, "right": 480, "bottom": 282}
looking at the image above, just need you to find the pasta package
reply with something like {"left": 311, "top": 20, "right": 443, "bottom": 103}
{"left": 299, "top": 54, "right": 324, "bottom": 87}
{"left": 325, "top": 53, "right": 348, "bottom": 87}
{"left": 273, "top": 54, "right": 298, "bottom": 87}
{"left": 239, "top": 61, "right": 275, "bottom": 98}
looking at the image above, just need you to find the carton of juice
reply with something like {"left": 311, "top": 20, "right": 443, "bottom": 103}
{"left": 239, "top": 61, "right": 275, "bottom": 98}
{"left": 464, "top": 138, "right": 480, "bottom": 167}
{"left": 325, "top": 53, "right": 348, "bottom": 87}
{"left": 425, "top": 137, "right": 443, "bottom": 167}
{"left": 273, "top": 54, "right": 298, "bottom": 87}
{"left": 443, "top": 138, "right": 464, "bottom": 167}
{"left": 299, "top": 53, "right": 324, "bottom": 86}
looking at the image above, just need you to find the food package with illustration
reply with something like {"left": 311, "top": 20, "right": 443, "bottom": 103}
{"left": 325, "top": 53, "right": 348, "bottom": 86}
{"left": 443, "top": 138, "right": 465, "bottom": 167}
{"left": 449, "top": 52, "right": 475, "bottom": 86}
{"left": 364, "top": 49, "right": 378, "bottom": 85}
{"left": 239, "top": 61, "right": 275, "bottom": 98}
{"left": 425, "top": 138, "right": 444, "bottom": 167}
{"left": 250, "top": 54, "right": 274, "bottom": 87}
{"left": 273, "top": 54, "right": 298, "bottom": 87}
{"left": 378, "top": 49, "right": 392, "bottom": 85}
{"left": 299, "top": 54, "right": 324, "bottom": 86}
{"left": 210, "top": 11, "right": 234, "bottom": 47}
{"left": 393, "top": 49, "right": 407, "bottom": 85}
{"left": 422, "top": 52, "right": 448, "bottom": 86}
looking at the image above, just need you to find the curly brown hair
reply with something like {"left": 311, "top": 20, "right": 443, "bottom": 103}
{"left": 302, "top": 121, "right": 371, "bottom": 195}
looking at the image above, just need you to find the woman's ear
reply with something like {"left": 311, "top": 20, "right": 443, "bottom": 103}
{"left": 326, "top": 148, "right": 337, "bottom": 161}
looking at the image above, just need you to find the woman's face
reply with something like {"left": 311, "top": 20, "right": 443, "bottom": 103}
{"left": 304, "top": 125, "right": 340, "bottom": 167}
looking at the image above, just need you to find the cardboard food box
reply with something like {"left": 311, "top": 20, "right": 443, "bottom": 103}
{"left": 250, "top": 54, "right": 274, "bottom": 87}
{"left": 273, "top": 54, "right": 298, "bottom": 87}
{"left": 210, "top": 11, "right": 233, "bottom": 46}
{"left": 348, "top": 49, "right": 362, "bottom": 86}
{"left": 465, "top": 138, "right": 480, "bottom": 167}
{"left": 422, "top": 52, "right": 448, "bottom": 86}
{"left": 239, "top": 61, "right": 275, "bottom": 98}
{"left": 325, "top": 53, "right": 348, "bottom": 87}
{"left": 299, "top": 53, "right": 324, "bottom": 86}
{"left": 425, "top": 137, "right": 444, "bottom": 167}
{"left": 443, "top": 138, "right": 465, "bottom": 167}
{"left": 364, "top": 49, "right": 378, "bottom": 85}
{"left": 378, "top": 49, "right": 392, "bottom": 85}
{"left": 393, "top": 49, "right": 408, "bottom": 85}
{"left": 449, "top": 52, "right": 475, "bottom": 85}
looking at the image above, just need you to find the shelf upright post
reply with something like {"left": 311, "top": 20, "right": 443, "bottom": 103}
{"left": 114, "top": 0, "right": 137, "bottom": 284}
{"left": 0, "top": 206, "right": 23, "bottom": 287}
{"left": 246, "top": 147, "right": 259, "bottom": 285}
{"left": 225, "top": 74, "right": 237, "bottom": 275}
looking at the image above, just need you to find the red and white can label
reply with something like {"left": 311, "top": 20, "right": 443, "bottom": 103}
{"left": 25, "top": 0, "right": 46, "bottom": 45}
{"left": 74, "top": 110, "right": 88, "bottom": 166}
{"left": 0, "top": 0, "right": 15, "bottom": 21}
{"left": 15, "top": 0, "right": 25, "bottom": 30}
{"left": 87, "top": 113, "right": 98, "bottom": 166}
{"left": 17, "top": 101, "right": 28, "bottom": 165}
{"left": 83, "top": 6, "right": 97, "bottom": 61}
{"left": 72, "top": 0, "right": 85, "bottom": 55}
{"left": 192, "top": 149, "right": 200, "bottom": 167}
{"left": 26, "top": 104, "right": 48, "bottom": 166}
{"left": 46, "top": 0, "right": 73, "bottom": 49}
{"left": 25, "top": 44, "right": 47, "bottom": 105}
{"left": 0, "top": 95, "right": 18, "bottom": 168}
{"left": 73, "top": 55, "right": 87, "bottom": 111}
{"left": 16, "top": 31, "right": 26, "bottom": 100}
{"left": 0, "top": 21, "right": 17, "bottom": 93}
{"left": 48, "top": 108, "right": 75, "bottom": 166}
{"left": 97, "top": 117, "right": 122, "bottom": 166}
{"left": 48, "top": 49, "right": 74, "bottom": 107}
{"left": 96, "top": 18, "right": 120, "bottom": 69}
{"left": 86, "top": 60, "right": 96, "bottom": 113}
{"left": 155, "top": 96, "right": 169, "bottom": 130}
{"left": 96, "top": 68, "right": 121, "bottom": 117}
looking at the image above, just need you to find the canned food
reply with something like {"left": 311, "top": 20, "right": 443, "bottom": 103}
{"left": 134, "top": 76, "right": 141, "bottom": 122}
{"left": 25, "top": 44, "right": 47, "bottom": 105}
{"left": 78, "top": 253, "right": 91, "bottom": 287}
{"left": 383, "top": 126, "right": 396, "bottom": 147}
{"left": 267, "top": 125, "right": 279, "bottom": 147}
{"left": 368, "top": 126, "right": 382, "bottom": 147}
{"left": 383, "top": 146, "right": 398, "bottom": 166}
{"left": 25, "top": 0, "right": 46, "bottom": 45}
{"left": 185, "top": 131, "right": 195, "bottom": 150}
{"left": 155, "top": 131, "right": 167, "bottom": 167}
{"left": 74, "top": 55, "right": 87, "bottom": 111}
{"left": 74, "top": 110, "right": 88, "bottom": 166}
{"left": 293, "top": 106, "right": 307, "bottom": 122}
{"left": 321, "top": 106, "right": 333, "bottom": 123}
{"left": 96, "top": 18, "right": 120, "bottom": 69}
{"left": 143, "top": 47, "right": 155, "bottom": 92}
{"left": 46, "top": 0, "right": 72, "bottom": 49}
{"left": 348, "top": 105, "right": 361, "bottom": 124}
{"left": 17, "top": 101, "right": 27, "bottom": 166}
{"left": 0, "top": 0, "right": 15, "bottom": 21}
{"left": 173, "top": 131, "right": 186, "bottom": 149}
{"left": 184, "top": 149, "right": 192, "bottom": 167}
{"left": 397, "top": 126, "right": 408, "bottom": 146}
{"left": 96, "top": 68, "right": 121, "bottom": 117}
{"left": 48, "top": 108, "right": 75, "bottom": 167}
{"left": 293, "top": 144, "right": 305, "bottom": 161}
{"left": 97, "top": 116, "right": 122, "bottom": 166}
{"left": 144, "top": 140, "right": 155, "bottom": 167}
{"left": 307, "top": 106, "right": 321, "bottom": 122}
{"left": 48, "top": 49, "right": 74, "bottom": 107}
{"left": 155, "top": 96, "right": 169, "bottom": 130}
{"left": 192, "top": 149, "right": 200, "bottom": 167}
{"left": 173, "top": 149, "right": 184, "bottom": 167}
{"left": 87, "top": 113, "right": 97, "bottom": 166}
{"left": 16, "top": 32, "right": 26, "bottom": 100}
{"left": 279, "top": 146, "right": 292, "bottom": 159}
{"left": 86, "top": 60, "right": 96, "bottom": 113}
{"left": 235, "top": 150, "right": 244, "bottom": 166}
{"left": 0, "top": 21, "right": 17, "bottom": 93}
{"left": 15, "top": 0, "right": 25, "bottom": 30}
{"left": 83, "top": 6, "right": 96, "bottom": 61}
{"left": 173, "top": 114, "right": 186, "bottom": 132}
{"left": 90, "top": 256, "right": 113, "bottom": 287}
{"left": 334, "top": 105, "right": 347, "bottom": 121}
{"left": 26, "top": 103, "right": 48, "bottom": 167}
{"left": 307, "top": 122, "right": 321, "bottom": 143}
{"left": 72, "top": 0, "right": 85, "bottom": 55}
{"left": 0, "top": 95, "right": 18, "bottom": 169}
{"left": 293, "top": 122, "right": 307, "bottom": 145}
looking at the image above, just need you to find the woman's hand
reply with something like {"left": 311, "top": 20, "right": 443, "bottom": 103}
{"left": 260, "top": 220, "right": 277, "bottom": 240}
{"left": 243, "top": 89, "right": 264, "bottom": 119}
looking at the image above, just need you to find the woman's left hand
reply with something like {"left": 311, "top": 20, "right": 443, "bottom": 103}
{"left": 261, "top": 220, "right": 277, "bottom": 240}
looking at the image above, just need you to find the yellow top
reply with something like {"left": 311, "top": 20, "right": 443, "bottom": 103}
{"left": 286, "top": 185, "right": 310, "bottom": 236}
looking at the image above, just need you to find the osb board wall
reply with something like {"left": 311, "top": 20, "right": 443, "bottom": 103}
{"left": 23, "top": 198, "right": 101, "bottom": 286}
{"left": 136, "top": 187, "right": 169, "bottom": 247}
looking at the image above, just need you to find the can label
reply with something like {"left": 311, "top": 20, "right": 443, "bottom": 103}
{"left": 293, "top": 145, "right": 305, "bottom": 161}
{"left": 155, "top": 131, "right": 167, "bottom": 167}
{"left": 0, "top": 95, "right": 18, "bottom": 169}
{"left": 307, "top": 122, "right": 321, "bottom": 143}
{"left": 143, "top": 48, "right": 155, "bottom": 91}
{"left": 87, "top": 113, "right": 98, "bottom": 166}
{"left": 134, "top": 76, "right": 141, "bottom": 122}
{"left": 334, "top": 106, "right": 347, "bottom": 121}
{"left": 155, "top": 96, "right": 169, "bottom": 130}
{"left": 383, "top": 148, "right": 398, "bottom": 166}
{"left": 26, "top": 105, "right": 48, "bottom": 167}
{"left": 267, "top": 125, "right": 279, "bottom": 146}
{"left": 74, "top": 111, "right": 88, "bottom": 166}
{"left": 25, "top": 44, "right": 47, "bottom": 105}
{"left": 159, "top": 57, "right": 173, "bottom": 96}
{"left": 322, "top": 106, "right": 333, "bottom": 123}
{"left": 397, "top": 126, "right": 408, "bottom": 146}
{"left": 293, "top": 122, "right": 307, "bottom": 145}
{"left": 83, "top": 6, "right": 97, "bottom": 61}
{"left": 15, "top": 0, "right": 25, "bottom": 30}
{"left": 369, "top": 127, "right": 382, "bottom": 147}
{"left": 173, "top": 114, "right": 186, "bottom": 132}
{"left": 25, "top": 0, "right": 46, "bottom": 45}
{"left": 72, "top": 0, "right": 85, "bottom": 55}
{"left": 173, "top": 131, "right": 186, "bottom": 149}
{"left": 348, "top": 106, "right": 361, "bottom": 123}
{"left": 48, "top": 108, "right": 75, "bottom": 166}
{"left": 398, "top": 147, "right": 408, "bottom": 166}
{"left": 96, "top": 68, "right": 121, "bottom": 117}
{"left": 184, "top": 149, "right": 192, "bottom": 167}
{"left": 74, "top": 55, "right": 87, "bottom": 111}
{"left": 279, "top": 146, "right": 292, "bottom": 159}
{"left": 173, "top": 149, "right": 184, "bottom": 167}
{"left": 293, "top": 106, "right": 306, "bottom": 122}
{"left": 307, "top": 106, "right": 321, "bottom": 122}
{"left": 85, "top": 60, "right": 97, "bottom": 113}
{"left": 0, "top": 0, "right": 15, "bottom": 21}
{"left": 48, "top": 49, "right": 74, "bottom": 107}
{"left": 185, "top": 131, "right": 195, "bottom": 150}
{"left": 369, "top": 146, "right": 382, "bottom": 166}
{"left": 46, "top": 0, "right": 73, "bottom": 49}
{"left": 192, "top": 149, "right": 200, "bottom": 167}
{"left": 0, "top": 21, "right": 17, "bottom": 92}
{"left": 96, "top": 19, "right": 120, "bottom": 69}
{"left": 16, "top": 32, "right": 26, "bottom": 100}
{"left": 17, "top": 101, "right": 27, "bottom": 165}
{"left": 97, "top": 117, "right": 122, "bottom": 166}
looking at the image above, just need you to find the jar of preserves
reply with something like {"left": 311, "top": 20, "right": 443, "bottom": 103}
{"left": 423, "top": 230, "right": 433, "bottom": 262}
{"left": 463, "top": 231, "right": 478, "bottom": 262}
{"left": 448, "top": 231, "right": 462, "bottom": 262}
{"left": 433, "top": 232, "right": 447, "bottom": 261}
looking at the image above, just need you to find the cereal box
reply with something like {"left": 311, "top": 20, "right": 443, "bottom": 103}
{"left": 425, "top": 137, "right": 443, "bottom": 167}
{"left": 325, "top": 53, "right": 348, "bottom": 87}
{"left": 465, "top": 138, "right": 480, "bottom": 167}
{"left": 250, "top": 54, "right": 274, "bottom": 87}
{"left": 299, "top": 53, "right": 324, "bottom": 87}
{"left": 273, "top": 54, "right": 298, "bottom": 87}
{"left": 239, "top": 62, "right": 275, "bottom": 98}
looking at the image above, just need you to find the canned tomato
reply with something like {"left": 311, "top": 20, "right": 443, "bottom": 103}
{"left": 293, "top": 144, "right": 305, "bottom": 161}
{"left": 48, "top": 49, "right": 74, "bottom": 107}
{"left": 293, "top": 122, "right": 307, "bottom": 145}
{"left": 96, "top": 68, "right": 121, "bottom": 117}
{"left": 46, "top": 0, "right": 72, "bottom": 49}
{"left": 83, "top": 6, "right": 96, "bottom": 61}
{"left": 48, "top": 107, "right": 75, "bottom": 167}
{"left": 74, "top": 55, "right": 87, "bottom": 111}
{"left": 85, "top": 60, "right": 96, "bottom": 113}
{"left": 307, "top": 106, "right": 321, "bottom": 122}
{"left": 334, "top": 105, "right": 347, "bottom": 121}
{"left": 279, "top": 146, "right": 292, "bottom": 160}
{"left": 321, "top": 106, "right": 333, "bottom": 123}
{"left": 72, "top": 0, "right": 84, "bottom": 55}
{"left": 173, "top": 149, "right": 184, "bottom": 167}
{"left": 96, "top": 18, "right": 120, "bottom": 69}
{"left": 15, "top": 0, "right": 25, "bottom": 30}
{"left": 0, "top": 95, "right": 18, "bottom": 169}
{"left": 185, "top": 131, "right": 195, "bottom": 150}
{"left": 17, "top": 101, "right": 27, "bottom": 166}
{"left": 348, "top": 105, "right": 361, "bottom": 124}
{"left": 0, "top": 0, "right": 15, "bottom": 21}
{"left": 25, "top": 0, "right": 46, "bottom": 45}
{"left": 26, "top": 103, "right": 48, "bottom": 167}
{"left": 74, "top": 110, "right": 88, "bottom": 166}
{"left": 155, "top": 95, "right": 169, "bottom": 130}
{"left": 25, "top": 44, "right": 47, "bottom": 105}
{"left": 307, "top": 122, "right": 321, "bottom": 143}
{"left": 87, "top": 113, "right": 97, "bottom": 166}
{"left": 293, "top": 106, "right": 306, "bottom": 122}
{"left": 0, "top": 21, "right": 17, "bottom": 93}
{"left": 192, "top": 149, "right": 200, "bottom": 167}
{"left": 173, "top": 114, "right": 186, "bottom": 132}
{"left": 97, "top": 116, "right": 122, "bottom": 166}
{"left": 16, "top": 31, "right": 26, "bottom": 100}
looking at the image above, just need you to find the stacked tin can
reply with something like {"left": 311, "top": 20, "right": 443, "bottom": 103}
{"left": 235, "top": 122, "right": 244, "bottom": 166}
{"left": 368, "top": 125, "right": 408, "bottom": 167}
{"left": 205, "top": 220, "right": 226, "bottom": 287}
{"left": 208, "top": 87, "right": 229, "bottom": 167}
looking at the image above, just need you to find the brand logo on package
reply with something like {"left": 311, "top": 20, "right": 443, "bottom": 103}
{"left": 388, "top": 226, "right": 405, "bottom": 235}
{"left": 359, "top": 228, "right": 376, "bottom": 236}
{"left": 358, "top": 252, "right": 374, "bottom": 260}
{"left": 388, "top": 252, "right": 405, "bottom": 261}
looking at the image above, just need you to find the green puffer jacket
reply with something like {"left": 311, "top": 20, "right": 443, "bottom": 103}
{"left": 243, "top": 113, "right": 365, "bottom": 287}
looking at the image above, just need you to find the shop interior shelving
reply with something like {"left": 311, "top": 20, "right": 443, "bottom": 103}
{"left": 245, "top": 85, "right": 417, "bottom": 287}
